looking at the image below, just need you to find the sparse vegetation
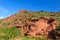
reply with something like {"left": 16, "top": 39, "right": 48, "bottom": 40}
{"left": 0, "top": 26, "right": 21, "bottom": 40}
{"left": 0, "top": 10, "right": 60, "bottom": 40}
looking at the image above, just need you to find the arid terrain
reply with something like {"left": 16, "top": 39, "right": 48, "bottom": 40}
{"left": 0, "top": 10, "right": 60, "bottom": 40}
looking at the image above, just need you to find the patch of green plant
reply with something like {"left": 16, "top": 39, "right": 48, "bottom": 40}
{"left": 0, "top": 26, "right": 21, "bottom": 40}
{"left": 56, "top": 25, "right": 60, "bottom": 31}
{"left": 20, "top": 36, "right": 50, "bottom": 40}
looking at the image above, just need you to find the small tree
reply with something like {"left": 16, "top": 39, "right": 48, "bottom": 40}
{"left": 40, "top": 10, "right": 44, "bottom": 12}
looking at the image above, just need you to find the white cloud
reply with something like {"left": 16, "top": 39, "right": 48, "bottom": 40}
{"left": 0, "top": 17, "right": 4, "bottom": 19}
{"left": 0, "top": 6, "right": 9, "bottom": 13}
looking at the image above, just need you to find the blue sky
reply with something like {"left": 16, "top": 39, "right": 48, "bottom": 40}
{"left": 0, "top": 0, "right": 60, "bottom": 19}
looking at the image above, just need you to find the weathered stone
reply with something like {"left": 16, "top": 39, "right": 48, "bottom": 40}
{"left": 21, "top": 17, "right": 59, "bottom": 38}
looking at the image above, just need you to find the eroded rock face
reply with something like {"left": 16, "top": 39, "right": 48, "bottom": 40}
{"left": 0, "top": 15, "right": 16, "bottom": 26}
{"left": 21, "top": 17, "right": 59, "bottom": 38}
{"left": 2, "top": 15, "right": 16, "bottom": 22}
{"left": 9, "top": 19, "right": 23, "bottom": 28}
{"left": 2, "top": 15, "right": 58, "bottom": 39}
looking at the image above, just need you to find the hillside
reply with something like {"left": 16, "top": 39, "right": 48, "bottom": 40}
{"left": 0, "top": 10, "right": 60, "bottom": 40}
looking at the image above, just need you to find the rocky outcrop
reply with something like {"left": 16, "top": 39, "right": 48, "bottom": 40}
{"left": 0, "top": 10, "right": 60, "bottom": 39}
{"left": 9, "top": 19, "right": 23, "bottom": 28}
{"left": 0, "top": 15, "right": 16, "bottom": 26}
{"left": 21, "top": 17, "right": 59, "bottom": 38}
{"left": 2, "top": 15, "right": 16, "bottom": 22}
{"left": 8, "top": 17, "right": 59, "bottom": 39}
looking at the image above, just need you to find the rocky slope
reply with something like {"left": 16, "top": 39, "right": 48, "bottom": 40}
{"left": 0, "top": 10, "right": 60, "bottom": 39}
